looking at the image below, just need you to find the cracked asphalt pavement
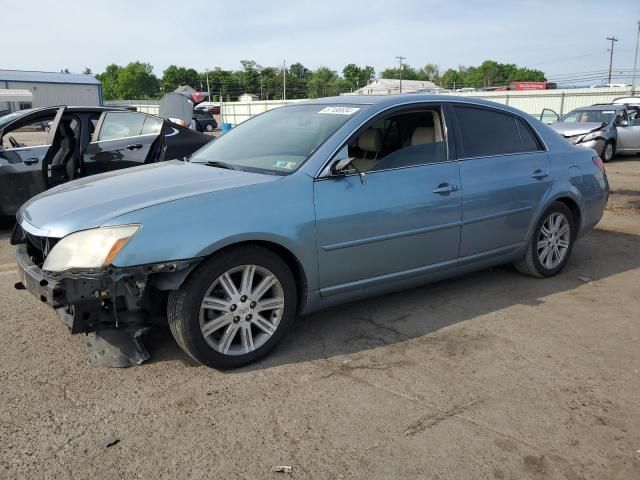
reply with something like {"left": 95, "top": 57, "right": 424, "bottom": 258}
{"left": 1, "top": 159, "right": 639, "bottom": 479}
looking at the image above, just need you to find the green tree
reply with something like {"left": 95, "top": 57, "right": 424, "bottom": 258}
{"left": 117, "top": 62, "right": 159, "bottom": 99}
{"left": 380, "top": 65, "right": 420, "bottom": 80}
{"left": 342, "top": 64, "right": 376, "bottom": 90}
{"left": 420, "top": 64, "right": 440, "bottom": 84}
{"left": 96, "top": 64, "right": 122, "bottom": 100}
{"left": 162, "top": 65, "right": 200, "bottom": 92}
{"left": 440, "top": 68, "right": 462, "bottom": 89}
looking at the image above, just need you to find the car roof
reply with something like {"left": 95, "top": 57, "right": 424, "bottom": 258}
{"left": 572, "top": 105, "right": 624, "bottom": 111}
{"left": 298, "top": 94, "right": 539, "bottom": 118}
{"left": 2, "top": 106, "right": 128, "bottom": 120}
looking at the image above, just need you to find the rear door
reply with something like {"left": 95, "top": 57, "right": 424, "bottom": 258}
{"left": 81, "top": 111, "right": 164, "bottom": 176}
{"left": 0, "top": 107, "right": 64, "bottom": 214}
{"left": 452, "top": 105, "right": 553, "bottom": 263}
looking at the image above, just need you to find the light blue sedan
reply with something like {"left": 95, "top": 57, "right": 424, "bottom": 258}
{"left": 13, "top": 95, "right": 609, "bottom": 368}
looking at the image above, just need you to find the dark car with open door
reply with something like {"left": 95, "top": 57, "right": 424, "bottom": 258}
{"left": 0, "top": 106, "right": 212, "bottom": 216}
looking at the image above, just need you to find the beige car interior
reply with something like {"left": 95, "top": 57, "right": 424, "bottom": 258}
{"left": 350, "top": 109, "right": 444, "bottom": 172}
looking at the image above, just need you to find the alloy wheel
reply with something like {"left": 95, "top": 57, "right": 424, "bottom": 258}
{"left": 536, "top": 212, "right": 570, "bottom": 270}
{"left": 199, "top": 265, "right": 285, "bottom": 356}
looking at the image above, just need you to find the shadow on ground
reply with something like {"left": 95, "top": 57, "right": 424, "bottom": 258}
{"left": 143, "top": 227, "right": 640, "bottom": 370}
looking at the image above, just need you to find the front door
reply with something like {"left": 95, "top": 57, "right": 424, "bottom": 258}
{"left": 452, "top": 105, "right": 553, "bottom": 261}
{"left": 616, "top": 110, "right": 640, "bottom": 152}
{"left": 0, "top": 107, "right": 64, "bottom": 214}
{"left": 82, "top": 111, "right": 164, "bottom": 176}
{"left": 314, "top": 105, "right": 462, "bottom": 296}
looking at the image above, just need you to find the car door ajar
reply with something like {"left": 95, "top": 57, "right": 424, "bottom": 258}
{"left": 82, "top": 112, "right": 164, "bottom": 177}
{"left": 0, "top": 107, "right": 64, "bottom": 215}
{"left": 313, "top": 105, "right": 462, "bottom": 297}
{"left": 615, "top": 110, "right": 640, "bottom": 152}
{"left": 452, "top": 105, "right": 553, "bottom": 262}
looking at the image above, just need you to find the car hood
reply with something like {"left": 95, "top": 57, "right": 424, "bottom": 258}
{"left": 19, "top": 160, "right": 279, "bottom": 238}
{"left": 549, "top": 122, "right": 604, "bottom": 137}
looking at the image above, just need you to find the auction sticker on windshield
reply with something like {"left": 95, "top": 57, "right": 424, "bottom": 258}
{"left": 318, "top": 107, "right": 360, "bottom": 115}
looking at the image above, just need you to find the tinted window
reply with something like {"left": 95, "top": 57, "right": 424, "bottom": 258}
{"left": 454, "top": 106, "right": 522, "bottom": 158}
{"left": 334, "top": 109, "right": 447, "bottom": 173}
{"left": 98, "top": 112, "right": 145, "bottom": 141}
{"left": 1, "top": 115, "right": 54, "bottom": 148}
{"left": 141, "top": 115, "right": 163, "bottom": 135}
{"left": 516, "top": 117, "right": 542, "bottom": 152}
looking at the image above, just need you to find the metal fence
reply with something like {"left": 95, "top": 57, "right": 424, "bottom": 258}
{"left": 105, "top": 86, "right": 638, "bottom": 126}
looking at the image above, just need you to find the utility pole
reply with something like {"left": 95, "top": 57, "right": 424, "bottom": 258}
{"left": 395, "top": 55, "right": 406, "bottom": 93}
{"left": 283, "top": 59, "right": 287, "bottom": 101}
{"left": 606, "top": 36, "right": 618, "bottom": 84}
{"left": 205, "top": 68, "right": 211, "bottom": 101}
{"left": 632, "top": 21, "right": 640, "bottom": 91}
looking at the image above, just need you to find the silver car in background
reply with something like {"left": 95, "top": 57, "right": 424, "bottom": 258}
{"left": 541, "top": 101, "right": 640, "bottom": 162}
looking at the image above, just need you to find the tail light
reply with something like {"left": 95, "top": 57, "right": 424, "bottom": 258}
{"left": 592, "top": 155, "right": 606, "bottom": 175}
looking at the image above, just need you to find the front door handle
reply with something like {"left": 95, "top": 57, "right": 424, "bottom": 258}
{"left": 22, "top": 158, "right": 39, "bottom": 165}
{"left": 432, "top": 183, "right": 459, "bottom": 194}
{"left": 531, "top": 169, "right": 549, "bottom": 180}
{"left": 126, "top": 143, "right": 143, "bottom": 150}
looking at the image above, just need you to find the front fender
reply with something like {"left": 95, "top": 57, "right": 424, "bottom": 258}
{"left": 102, "top": 173, "right": 320, "bottom": 291}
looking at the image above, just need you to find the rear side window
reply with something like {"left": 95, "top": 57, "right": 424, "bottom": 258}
{"left": 98, "top": 112, "right": 145, "bottom": 141}
{"left": 454, "top": 106, "right": 522, "bottom": 158}
{"left": 141, "top": 115, "right": 163, "bottom": 135}
{"left": 516, "top": 117, "right": 542, "bottom": 152}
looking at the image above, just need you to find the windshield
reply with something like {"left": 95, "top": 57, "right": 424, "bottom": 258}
{"left": 560, "top": 109, "right": 615, "bottom": 124}
{"left": 190, "top": 104, "right": 361, "bottom": 174}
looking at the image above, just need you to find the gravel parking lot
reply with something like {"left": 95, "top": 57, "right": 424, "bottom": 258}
{"left": 1, "top": 158, "right": 639, "bottom": 479}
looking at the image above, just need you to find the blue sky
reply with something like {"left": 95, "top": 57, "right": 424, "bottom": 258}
{"left": 2, "top": 0, "right": 639, "bottom": 84}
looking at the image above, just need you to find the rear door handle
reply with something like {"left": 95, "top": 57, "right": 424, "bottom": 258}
{"left": 432, "top": 183, "right": 459, "bottom": 194}
{"left": 531, "top": 170, "right": 549, "bottom": 180}
{"left": 126, "top": 143, "right": 143, "bottom": 150}
{"left": 22, "top": 158, "right": 39, "bottom": 165}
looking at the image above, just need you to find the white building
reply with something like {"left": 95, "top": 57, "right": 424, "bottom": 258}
{"left": 342, "top": 78, "right": 440, "bottom": 96}
{"left": 238, "top": 93, "right": 259, "bottom": 102}
{"left": 0, "top": 69, "right": 102, "bottom": 114}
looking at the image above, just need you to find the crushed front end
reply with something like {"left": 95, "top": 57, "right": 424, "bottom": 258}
{"left": 12, "top": 222, "right": 199, "bottom": 366}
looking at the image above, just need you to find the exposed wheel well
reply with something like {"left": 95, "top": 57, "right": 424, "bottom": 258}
{"left": 555, "top": 197, "right": 581, "bottom": 231}
{"left": 208, "top": 240, "right": 308, "bottom": 312}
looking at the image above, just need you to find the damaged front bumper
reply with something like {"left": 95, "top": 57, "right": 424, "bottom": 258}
{"left": 14, "top": 243, "right": 200, "bottom": 334}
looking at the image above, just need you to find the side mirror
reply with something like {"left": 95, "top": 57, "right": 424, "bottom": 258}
{"left": 617, "top": 119, "right": 629, "bottom": 127}
{"left": 330, "top": 157, "right": 355, "bottom": 175}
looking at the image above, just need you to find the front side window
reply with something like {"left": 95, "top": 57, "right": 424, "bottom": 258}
{"left": 1, "top": 115, "right": 54, "bottom": 149}
{"left": 454, "top": 106, "right": 522, "bottom": 158}
{"left": 190, "top": 104, "right": 360, "bottom": 174}
{"left": 335, "top": 108, "right": 447, "bottom": 173}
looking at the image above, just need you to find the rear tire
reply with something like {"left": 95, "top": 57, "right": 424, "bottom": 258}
{"left": 205, "top": 123, "right": 214, "bottom": 132}
{"left": 167, "top": 245, "right": 297, "bottom": 369}
{"left": 515, "top": 202, "right": 575, "bottom": 278}
{"left": 602, "top": 141, "right": 615, "bottom": 163}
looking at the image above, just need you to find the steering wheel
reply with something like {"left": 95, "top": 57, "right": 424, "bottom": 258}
{"left": 8, "top": 136, "right": 20, "bottom": 148}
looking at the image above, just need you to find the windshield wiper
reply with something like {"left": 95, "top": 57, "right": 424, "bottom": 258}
{"left": 202, "top": 161, "right": 238, "bottom": 171}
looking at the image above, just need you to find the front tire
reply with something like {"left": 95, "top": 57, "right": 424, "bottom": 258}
{"left": 205, "top": 123, "right": 214, "bottom": 132}
{"left": 515, "top": 202, "right": 575, "bottom": 278}
{"left": 602, "top": 141, "right": 615, "bottom": 163}
{"left": 167, "top": 246, "right": 297, "bottom": 369}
